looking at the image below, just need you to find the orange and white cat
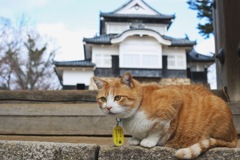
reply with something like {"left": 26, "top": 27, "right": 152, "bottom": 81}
{"left": 93, "top": 72, "right": 237, "bottom": 159}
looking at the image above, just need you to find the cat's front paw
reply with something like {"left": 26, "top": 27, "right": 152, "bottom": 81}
{"left": 128, "top": 137, "right": 140, "bottom": 146}
{"left": 140, "top": 139, "right": 157, "bottom": 148}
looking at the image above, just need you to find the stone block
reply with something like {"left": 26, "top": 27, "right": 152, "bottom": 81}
{"left": 0, "top": 141, "right": 240, "bottom": 160}
{"left": 98, "top": 146, "right": 176, "bottom": 160}
{"left": 0, "top": 140, "right": 99, "bottom": 160}
{"left": 98, "top": 146, "right": 240, "bottom": 160}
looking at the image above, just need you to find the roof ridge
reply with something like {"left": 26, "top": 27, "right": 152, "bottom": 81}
{"left": 100, "top": 12, "right": 175, "bottom": 20}
{"left": 101, "top": 0, "right": 174, "bottom": 18}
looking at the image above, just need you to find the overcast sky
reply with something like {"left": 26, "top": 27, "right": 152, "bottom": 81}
{"left": 0, "top": 0, "right": 215, "bottom": 61}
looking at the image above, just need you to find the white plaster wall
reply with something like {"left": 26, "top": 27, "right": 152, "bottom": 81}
{"left": 119, "top": 36, "right": 162, "bottom": 68}
{"left": 188, "top": 62, "right": 212, "bottom": 72}
{"left": 163, "top": 47, "right": 187, "bottom": 69}
{"left": 92, "top": 45, "right": 118, "bottom": 68}
{"left": 145, "top": 23, "right": 168, "bottom": 35}
{"left": 106, "top": 22, "right": 168, "bottom": 35}
{"left": 106, "top": 22, "right": 130, "bottom": 34}
{"left": 163, "top": 47, "right": 186, "bottom": 56}
{"left": 92, "top": 45, "right": 118, "bottom": 57}
{"left": 63, "top": 70, "right": 93, "bottom": 86}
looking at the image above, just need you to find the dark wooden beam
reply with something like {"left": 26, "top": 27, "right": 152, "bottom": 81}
{"left": 0, "top": 89, "right": 231, "bottom": 103}
{"left": 0, "top": 90, "right": 97, "bottom": 103}
{"left": 0, "top": 89, "right": 230, "bottom": 103}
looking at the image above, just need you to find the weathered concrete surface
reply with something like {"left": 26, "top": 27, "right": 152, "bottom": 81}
{"left": 99, "top": 146, "right": 177, "bottom": 160}
{"left": 99, "top": 146, "right": 240, "bottom": 160}
{"left": 0, "top": 135, "right": 239, "bottom": 147}
{"left": 0, "top": 135, "right": 114, "bottom": 145}
{"left": 1, "top": 140, "right": 240, "bottom": 160}
{"left": 0, "top": 140, "right": 99, "bottom": 160}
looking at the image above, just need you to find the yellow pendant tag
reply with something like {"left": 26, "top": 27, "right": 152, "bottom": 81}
{"left": 113, "top": 125, "right": 124, "bottom": 146}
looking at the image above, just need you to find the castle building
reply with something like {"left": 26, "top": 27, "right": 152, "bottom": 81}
{"left": 54, "top": 0, "right": 214, "bottom": 89}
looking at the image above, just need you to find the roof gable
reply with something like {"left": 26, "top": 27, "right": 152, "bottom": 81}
{"left": 111, "top": 29, "right": 171, "bottom": 45}
{"left": 99, "top": 0, "right": 175, "bottom": 34}
{"left": 113, "top": 0, "right": 159, "bottom": 15}
{"left": 83, "top": 29, "right": 196, "bottom": 47}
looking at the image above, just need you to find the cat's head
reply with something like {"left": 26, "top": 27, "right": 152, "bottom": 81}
{"left": 93, "top": 72, "right": 142, "bottom": 119}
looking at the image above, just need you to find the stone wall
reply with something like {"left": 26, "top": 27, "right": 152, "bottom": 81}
{"left": 89, "top": 77, "right": 191, "bottom": 90}
{"left": 159, "top": 78, "right": 191, "bottom": 85}
{"left": 0, "top": 141, "right": 240, "bottom": 160}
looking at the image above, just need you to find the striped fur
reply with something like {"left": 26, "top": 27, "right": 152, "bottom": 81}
{"left": 175, "top": 138, "right": 237, "bottom": 159}
{"left": 94, "top": 72, "right": 238, "bottom": 159}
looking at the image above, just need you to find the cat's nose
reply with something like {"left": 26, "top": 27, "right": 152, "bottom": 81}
{"left": 106, "top": 106, "right": 112, "bottom": 111}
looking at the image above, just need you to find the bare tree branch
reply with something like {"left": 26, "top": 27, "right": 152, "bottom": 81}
{"left": 0, "top": 16, "right": 60, "bottom": 90}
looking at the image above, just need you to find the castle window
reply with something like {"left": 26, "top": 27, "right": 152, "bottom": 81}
{"left": 121, "top": 53, "right": 161, "bottom": 69}
{"left": 167, "top": 54, "right": 186, "bottom": 70}
{"left": 93, "top": 53, "right": 112, "bottom": 68}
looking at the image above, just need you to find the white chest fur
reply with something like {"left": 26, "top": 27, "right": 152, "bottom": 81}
{"left": 121, "top": 111, "right": 156, "bottom": 140}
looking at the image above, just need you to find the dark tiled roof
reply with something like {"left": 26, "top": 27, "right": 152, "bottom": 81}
{"left": 162, "top": 35, "right": 196, "bottom": 46}
{"left": 83, "top": 34, "right": 117, "bottom": 44}
{"left": 83, "top": 28, "right": 195, "bottom": 47}
{"left": 187, "top": 49, "right": 215, "bottom": 62}
{"left": 53, "top": 59, "right": 95, "bottom": 67}
{"left": 100, "top": 12, "right": 175, "bottom": 20}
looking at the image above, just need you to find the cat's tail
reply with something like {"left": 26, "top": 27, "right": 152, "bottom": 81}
{"left": 175, "top": 138, "right": 238, "bottom": 159}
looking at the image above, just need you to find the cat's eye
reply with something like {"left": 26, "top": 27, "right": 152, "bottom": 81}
{"left": 100, "top": 97, "right": 107, "bottom": 102}
{"left": 114, "top": 96, "right": 122, "bottom": 101}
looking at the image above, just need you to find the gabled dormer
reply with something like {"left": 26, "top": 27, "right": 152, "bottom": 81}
{"left": 100, "top": 0, "right": 175, "bottom": 35}
{"left": 114, "top": 0, "right": 160, "bottom": 15}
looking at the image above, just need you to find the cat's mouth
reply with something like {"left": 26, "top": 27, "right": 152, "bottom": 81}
{"left": 107, "top": 111, "right": 117, "bottom": 115}
{"left": 105, "top": 110, "right": 119, "bottom": 116}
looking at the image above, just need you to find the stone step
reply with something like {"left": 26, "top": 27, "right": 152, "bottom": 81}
{"left": 0, "top": 135, "right": 239, "bottom": 148}
{"left": 0, "top": 102, "right": 239, "bottom": 135}
{"left": 0, "top": 140, "right": 240, "bottom": 160}
{"left": 0, "top": 135, "right": 114, "bottom": 146}
{"left": 0, "top": 103, "right": 115, "bottom": 135}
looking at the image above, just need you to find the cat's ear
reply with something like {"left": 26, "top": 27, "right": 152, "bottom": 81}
{"left": 93, "top": 77, "right": 107, "bottom": 89}
{"left": 121, "top": 72, "right": 133, "bottom": 88}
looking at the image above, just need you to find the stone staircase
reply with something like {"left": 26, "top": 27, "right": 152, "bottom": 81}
{"left": 0, "top": 90, "right": 239, "bottom": 159}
